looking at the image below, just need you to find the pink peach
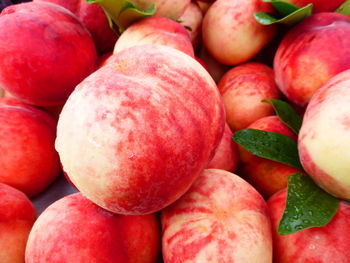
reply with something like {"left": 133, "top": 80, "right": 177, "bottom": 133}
{"left": 34, "top": 0, "right": 118, "bottom": 54}
{"left": 202, "top": 0, "right": 276, "bottom": 65}
{"left": 56, "top": 44, "right": 225, "bottom": 215}
{"left": 113, "top": 16, "right": 194, "bottom": 57}
{"left": 161, "top": 169, "right": 272, "bottom": 262}
{"left": 299, "top": 69, "right": 350, "bottom": 200}
{"left": 218, "top": 62, "right": 280, "bottom": 131}
{"left": 0, "top": 183, "right": 36, "bottom": 263}
{"left": 0, "top": 97, "right": 60, "bottom": 197}
{"left": 25, "top": 193, "right": 160, "bottom": 263}
{"left": 0, "top": 2, "right": 97, "bottom": 106}
{"left": 274, "top": 12, "right": 350, "bottom": 107}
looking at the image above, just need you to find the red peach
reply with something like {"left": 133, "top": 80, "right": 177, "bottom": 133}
{"left": 34, "top": 0, "right": 118, "bottom": 54}
{"left": 0, "top": 97, "right": 59, "bottom": 129}
{"left": 161, "top": 169, "right": 272, "bottom": 262}
{"left": 284, "top": 0, "right": 344, "bottom": 13}
{"left": 202, "top": 0, "right": 276, "bottom": 65}
{"left": 299, "top": 69, "right": 350, "bottom": 200}
{"left": 25, "top": 193, "right": 160, "bottom": 263}
{"left": 0, "top": 2, "right": 97, "bottom": 106}
{"left": 207, "top": 123, "right": 238, "bottom": 172}
{"left": 268, "top": 189, "right": 350, "bottom": 262}
{"left": 274, "top": 12, "right": 350, "bottom": 107}
{"left": 238, "top": 115, "right": 301, "bottom": 198}
{"left": 55, "top": 45, "right": 225, "bottom": 215}
{"left": 113, "top": 16, "right": 194, "bottom": 57}
{"left": 218, "top": 62, "right": 280, "bottom": 131}
{"left": 0, "top": 183, "right": 36, "bottom": 263}
{"left": 0, "top": 98, "right": 60, "bottom": 197}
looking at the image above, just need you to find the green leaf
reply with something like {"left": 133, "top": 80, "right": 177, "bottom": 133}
{"left": 336, "top": 0, "right": 350, "bottom": 16}
{"left": 263, "top": 99, "right": 302, "bottom": 134}
{"left": 232, "top": 129, "right": 303, "bottom": 170}
{"left": 118, "top": 3, "right": 155, "bottom": 33}
{"left": 86, "top": 0, "right": 156, "bottom": 34}
{"left": 263, "top": 0, "right": 298, "bottom": 16}
{"left": 278, "top": 173, "right": 339, "bottom": 235}
{"left": 254, "top": 2, "right": 313, "bottom": 26}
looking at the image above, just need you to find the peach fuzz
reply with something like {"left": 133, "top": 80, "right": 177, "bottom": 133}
{"left": 34, "top": 0, "right": 118, "bottom": 54}
{"left": 202, "top": 0, "right": 276, "bottom": 65}
{"left": 25, "top": 193, "right": 160, "bottom": 263}
{"left": 56, "top": 44, "right": 225, "bottom": 215}
{"left": 0, "top": 183, "right": 36, "bottom": 263}
{"left": 207, "top": 123, "right": 238, "bottom": 172}
{"left": 0, "top": 2, "right": 97, "bottom": 106}
{"left": 161, "top": 169, "right": 272, "bottom": 263}
{"left": 268, "top": 189, "right": 350, "bottom": 262}
{"left": 284, "top": 0, "right": 344, "bottom": 13}
{"left": 238, "top": 115, "right": 301, "bottom": 198}
{"left": 113, "top": 16, "right": 194, "bottom": 57}
{"left": 131, "top": 0, "right": 190, "bottom": 19}
{"left": 0, "top": 98, "right": 60, "bottom": 197}
{"left": 299, "top": 69, "right": 350, "bottom": 200}
{"left": 274, "top": 12, "right": 350, "bottom": 107}
{"left": 178, "top": 1, "right": 203, "bottom": 47}
{"left": 218, "top": 62, "right": 280, "bottom": 131}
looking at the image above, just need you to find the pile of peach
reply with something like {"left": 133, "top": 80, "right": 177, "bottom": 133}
{"left": 1, "top": 0, "right": 350, "bottom": 262}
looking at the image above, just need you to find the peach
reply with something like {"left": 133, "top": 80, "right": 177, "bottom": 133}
{"left": 113, "top": 16, "right": 194, "bottom": 57}
{"left": 56, "top": 44, "right": 225, "bottom": 215}
{"left": 0, "top": 183, "right": 36, "bottom": 263}
{"left": 299, "top": 69, "right": 350, "bottom": 200}
{"left": 161, "top": 169, "right": 272, "bottom": 263}
{"left": 0, "top": 2, "right": 97, "bottom": 106}
{"left": 284, "top": 0, "right": 344, "bottom": 13}
{"left": 207, "top": 123, "right": 238, "bottom": 172}
{"left": 202, "top": 0, "right": 276, "bottom": 65}
{"left": 0, "top": 97, "right": 60, "bottom": 197}
{"left": 218, "top": 62, "right": 280, "bottom": 131}
{"left": 238, "top": 115, "right": 301, "bottom": 198}
{"left": 268, "top": 189, "right": 350, "bottom": 262}
{"left": 131, "top": 0, "right": 190, "bottom": 19}
{"left": 34, "top": 0, "right": 118, "bottom": 54}
{"left": 178, "top": 1, "right": 203, "bottom": 47}
{"left": 26, "top": 193, "right": 160, "bottom": 263}
{"left": 274, "top": 12, "right": 350, "bottom": 107}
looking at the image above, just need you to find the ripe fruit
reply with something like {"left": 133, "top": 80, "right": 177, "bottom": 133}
{"left": 0, "top": 2, "right": 97, "bottom": 106}
{"left": 162, "top": 169, "right": 272, "bottom": 263}
{"left": 56, "top": 44, "right": 224, "bottom": 215}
